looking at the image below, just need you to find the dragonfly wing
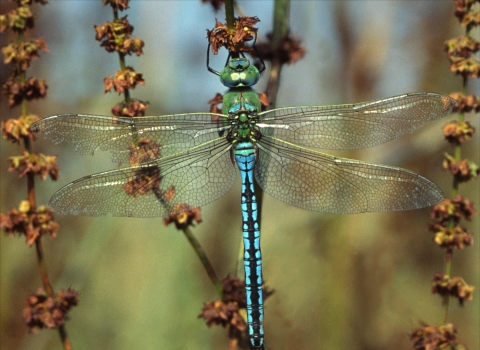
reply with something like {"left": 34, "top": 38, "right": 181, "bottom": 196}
{"left": 31, "top": 113, "right": 228, "bottom": 162}
{"left": 255, "top": 136, "right": 443, "bottom": 214}
{"left": 258, "top": 92, "right": 456, "bottom": 150}
{"left": 49, "top": 138, "right": 236, "bottom": 217}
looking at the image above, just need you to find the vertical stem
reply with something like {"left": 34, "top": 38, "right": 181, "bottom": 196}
{"left": 18, "top": 14, "right": 54, "bottom": 300}
{"left": 4, "top": 2, "right": 73, "bottom": 349}
{"left": 119, "top": 52, "right": 131, "bottom": 104}
{"left": 254, "top": 0, "right": 292, "bottom": 262}
{"left": 440, "top": 247, "right": 453, "bottom": 325}
{"left": 112, "top": 7, "right": 131, "bottom": 105}
{"left": 19, "top": 24, "right": 54, "bottom": 301}
{"left": 224, "top": 0, "right": 239, "bottom": 58}
{"left": 58, "top": 326, "right": 73, "bottom": 350}
{"left": 225, "top": 0, "right": 235, "bottom": 32}
{"left": 439, "top": 29, "right": 470, "bottom": 327}
{"left": 266, "top": 0, "right": 290, "bottom": 107}
{"left": 272, "top": 0, "right": 291, "bottom": 49}
{"left": 182, "top": 227, "right": 222, "bottom": 296}
{"left": 35, "top": 238, "right": 54, "bottom": 295}
{"left": 18, "top": 31, "right": 28, "bottom": 115}
{"left": 19, "top": 29, "right": 38, "bottom": 213}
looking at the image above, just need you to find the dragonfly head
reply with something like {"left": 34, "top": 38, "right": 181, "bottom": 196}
{"left": 220, "top": 58, "right": 260, "bottom": 88}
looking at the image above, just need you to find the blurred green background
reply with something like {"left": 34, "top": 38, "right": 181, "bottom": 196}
{"left": 1, "top": 1, "right": 478, "bottom": 349}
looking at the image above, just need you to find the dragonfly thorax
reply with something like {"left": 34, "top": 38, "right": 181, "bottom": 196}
{"left": 220, "top": 58, "right": 260, "bottom": 88}
{"left": 226, "top": 94, "right": 261, "bottom": 144}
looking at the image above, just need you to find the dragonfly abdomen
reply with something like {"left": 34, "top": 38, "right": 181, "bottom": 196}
{"left": 234, "top": 141, "right": 265, "bottom": 349}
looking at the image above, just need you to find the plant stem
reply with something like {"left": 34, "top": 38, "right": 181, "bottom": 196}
{"left": 224, "top": 0, "right": 239, "bottom": 58}
{"left": 183, "top": 227, "right": 222, "bottom": 295}
{"left": 58, "top": 326, "right": 73, "bottom": 350}
{"left": 266, "top": 0, "right": 290, "bottom": 107}
{"left": 225, "top": 0, "right": 235, "bottom": 32}
{"left": 439, "top": 31, "right": 470, "bottom": 328}
{"left": 112, "top": 7, "right": 131, "bottom": 105}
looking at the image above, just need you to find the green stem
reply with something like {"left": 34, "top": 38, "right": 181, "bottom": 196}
{"left": 182, "top": 227, "right": 222, "bottom": 296}
{"left": 272, "top": 0, "right": 290, "bottom": 48}
{"left": 224, "top": 0, "right": 239, "bottom": 58}
{"left": 440, "top": 247, "right": 453, "bottom": 325}
{"left": 225, "top": 0, "right": 235, "bottom": 32}
{"left": 266, "top": 0, "right": 290, "bottom": 107}
{"left": 440, "top": 295, "right": 449, "bottom": 326}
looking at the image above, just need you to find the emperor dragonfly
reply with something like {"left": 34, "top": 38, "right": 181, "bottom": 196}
{"left": 31, "top": 57, "right": 456, "bottom": 349}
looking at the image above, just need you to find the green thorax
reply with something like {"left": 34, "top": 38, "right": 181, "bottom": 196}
{"left": 223, "top": 88, "right": 261, "bottom": 143}
{"left": 222, "top": 87, "right": 261, "bottom": 115}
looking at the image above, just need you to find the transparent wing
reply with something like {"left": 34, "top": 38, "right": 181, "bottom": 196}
{"left": 258, "top": 92, "right": 456, "bottom": 150}
{"left": 255, "top": 136, "right": 443, "bottom": 214}
{"left": 49, "top": 138, "right": 236, "bottom": 217}
{"left": 31, "top": 113, "right": 228, "bottom": 162}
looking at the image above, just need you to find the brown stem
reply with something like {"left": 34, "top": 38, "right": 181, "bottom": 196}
{"left": 58, "top": 325, "right": 73, "bottom": 350}
{"left": 34, "top": 238, "right": 54, "bottom": 296}
{"left": 183, "top": 227, "right": 222, "bottom": 296}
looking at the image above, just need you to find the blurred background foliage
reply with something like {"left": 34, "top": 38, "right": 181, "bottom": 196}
{"left": 1, "top": 1, "right": 478, "bottom": 349}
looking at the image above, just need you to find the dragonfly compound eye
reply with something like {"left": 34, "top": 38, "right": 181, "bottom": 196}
{"left": 220, "top": 59, "right": 260, "bottom": 88}
{"left": 228, "top": 57, "right": 250, "bottom": 71}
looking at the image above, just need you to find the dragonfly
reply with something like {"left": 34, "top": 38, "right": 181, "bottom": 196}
{"left": 31, "top": 57, "right": 456, "bottom": 349}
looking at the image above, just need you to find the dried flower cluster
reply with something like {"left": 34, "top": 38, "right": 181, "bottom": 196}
{"left": 0, "top": 200, "right": 59, "bottom": 246}
{"left": 3, "top": 37, "right": 48, "bottom": 69}
{"left": 3, "top": 76, "right": 47, "bottom": 108}
{"left": 0, "top": 2, "right": 47, "bottom": 33}
{"left": 1, "top": 5, "right": 49, "bottom": 109}
{"left": 94, "top": 2, "right": 147, "bottom": 118}
{"left": 446, "top": 0, "right": 480, "bottom": 79}
{"left": 207, "top": 17, "right": 261, "bottom": 54}
{"left": 255, "top": 32, "right": 306, "bottom": 65}
{"left": 443, "top": 120, "right": 475, "bottom": 145}
{"left": 111, "top": 99, "right": 148, "bottom": 117}
{"left": 94, "top": 4, "right": 201, "bottom": 228}
{"left": 123, "top": 138, "right": 163, "bottom": 196}
{"left": 2, "top": 113, "right": 40, "bottom": 143}
{"left": 163, "top": 204, "right": 202, "bottom": 230}
{"left": 199, "top": 275, "right": 273, "bottom": 335}
{"left": 94, "top": 17, "right": 144, "bottom": 56}
{"left": 410, "top": 323, "right": 466, "bottom": 350}
{"left": 448, "top": 92, "right": 480, "bottom": 113}
{"left": 1, "top": 1, "right": 60, "bottom": 237}
{"left": 104, "top": 67, "right": 145, "bottom": 94}
{"left": 431, "top": 273, "right": 475, "bottom": 305}
{"left": 8, "top": 150, "right": 59, "bottom": 180}
{"left": 102, "top": 0, "right": 130, "bottom": 11}
{"left": 442, "top": 152, "right": 479, "bottom": 182}
{"left": 23, "top": 288, "right": 79, "bottom": 333}
{"left": 427, "top": 195, "right": 475, "bottom": 301}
